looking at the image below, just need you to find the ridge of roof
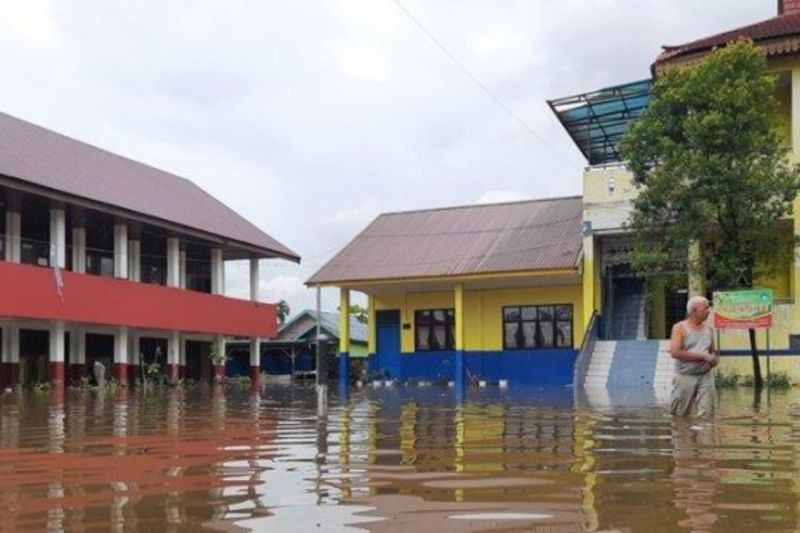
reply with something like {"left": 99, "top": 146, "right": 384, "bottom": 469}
{"left": 655, "top": 11, "right": 800, "bottom": 65}
{"left": 380, "top": 194, "right": 582, "bottom": 218}
{"left": 307, "top": 194, "right": 583, "bottom": 286}
{"left": 0, "top": 111, "right": 300, "bottom": 262}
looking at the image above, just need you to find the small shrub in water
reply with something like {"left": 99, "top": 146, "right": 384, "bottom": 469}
{"left": 766, "top": 372, "right": 792, "bottom": 389}
{"left": 715, "top": 371, "right": 740, "bottom": 388}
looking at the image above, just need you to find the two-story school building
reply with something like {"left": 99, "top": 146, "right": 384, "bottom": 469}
{"left": 0, "top": 112, "right": 299, "bottom": 389}
{"left": 549, "top": 0, "right": 800, "bottom": 383}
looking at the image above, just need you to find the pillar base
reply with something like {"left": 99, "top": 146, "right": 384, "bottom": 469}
{"left": 249, "top": 365, "right": 261, "bottom": 385}
{"left": 68, "top": 363, "right": 86, "bottom": 385}
{"left": 213, "top": 365, "right": 225, "bottom": 384}
{"left": 49, "top": 361, "right": 66, "bottom": 387}
{"left": 338, "top": 352, "right": 350, "bottom": 384}
{"left": 454, "top": 350, "right": 465, "bottom": 401}
{"left": 167, "top": 363, "right": 180, "bottom": 384}
{"left": 179, "top": 365, "right": 186, "bottom": 380}
{"left": 114, "top": 363, "right": 130, "bottom": 386}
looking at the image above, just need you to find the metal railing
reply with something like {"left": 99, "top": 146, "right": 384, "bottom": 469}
{"left": 574, "top": 311, "right": 600, "bottom": 388}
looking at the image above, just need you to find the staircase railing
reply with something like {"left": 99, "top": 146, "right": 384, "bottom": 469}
{"left": 574, "top": 311, "right": 599, "bottom": 387}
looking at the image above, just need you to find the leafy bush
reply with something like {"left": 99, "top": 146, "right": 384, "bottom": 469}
{"left": 766, "top": 372, "right": 792, "bottom": 389}
{"left": 715, "top": 370, "right": 740, "bottom": 388}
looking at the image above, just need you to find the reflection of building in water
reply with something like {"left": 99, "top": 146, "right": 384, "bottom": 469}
{"left": 572, "top": 411, "right": 682, "bottom": 530}
{"left": 347, "top": 393, "right": 586, "bottom": 530}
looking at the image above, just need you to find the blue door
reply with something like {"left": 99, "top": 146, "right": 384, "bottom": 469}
{"left": 375, "top": 310, "right": 401, "bottom": 380}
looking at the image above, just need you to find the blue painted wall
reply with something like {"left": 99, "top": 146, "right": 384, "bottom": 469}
{"left": 367, "top": 349, "right": 576, "bottom": 386}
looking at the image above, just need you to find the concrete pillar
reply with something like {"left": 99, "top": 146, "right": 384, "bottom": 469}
{"left": 128, "top": 239, "right": 141, "bottom": 282}
{"left": 179, "top": 250, "right": 187, "bottom": 289}
{"left": 4, "top": 192, "right": 21, "bottom": 263}
{"left": 114, "top": 327, "right": 130, "bottom": 385}
{"left": 72, "top": 226, "right": 87, "bottom": 273}
{"left": 1, "top": 322, "right": 20, "bottom": 388}
{"left": 250, "top": 258, "right": 260, "bottom": 301}
{"left": 167, "top": 237, "right": 180, "bottom": 288}
{"left": 212, "top": 335, "right": 225, "bottom": 384}
{"left": 113, "top": 222, "right": 128, "bottom": 279}
{"left": 131, "top": 331, "right": 141, "bottom": 381}
{"left": 582, "top": 233, "right": 596, "bottom": 329}
{"left": 249, "top": 337, "right": 260, "bottom": 385}
{"left": 338, "top": 289, "right": 351, "bottom": 390}
{"left": 179, "top": 338, "right": 186, "bottom": 379}
{"left": 211, "top": 248, "right": 225, "bottom": 295}
{"left": 49, "top": 321, "right": 66, "bottom": 387}
{"left": 367, "top": 294, "right": 377, "bottom": 375}
{"left": 454, "top": 283, "right": 465, "bottom": 399}
{"left": 69, "top": 327, "right": 86, "bottom": 384}
{"left": 167, "top": 331, "right": 180, "bottom": 384}
{"left": 49, "top": 208, "right": 66, "bottom": 269}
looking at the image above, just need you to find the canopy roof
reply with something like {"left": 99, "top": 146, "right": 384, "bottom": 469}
{"left": 548, "top": 79, "right": 652, "bottom": 166}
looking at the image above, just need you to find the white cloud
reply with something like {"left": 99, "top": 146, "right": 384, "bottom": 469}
{"left": 260, "top": 275, "right": 306, "bottom": 303}
{"left": 326, "top": 199, "right": 382, "bottom": 228}
{"left": 0, "top": 0, "right": 57, "bottom": 47}
{"left": 475, "top": 190, "right": 533, "bottom": 205}
{"left": 0, "top": 0, "right": 777, "bottom": 316}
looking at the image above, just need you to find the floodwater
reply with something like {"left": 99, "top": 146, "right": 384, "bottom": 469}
{"left": 1, "top": 383, "right": 799, "bottom": 532}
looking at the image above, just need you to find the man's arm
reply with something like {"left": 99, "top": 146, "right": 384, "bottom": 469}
{"left": 670, "top": 323, "right": 715, "bottom": 364}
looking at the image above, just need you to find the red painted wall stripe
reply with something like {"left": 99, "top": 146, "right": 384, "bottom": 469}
{"left": 0, "top": 261, "right": 277, "bottom": 338}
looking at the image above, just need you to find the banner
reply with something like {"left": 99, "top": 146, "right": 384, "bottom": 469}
{"left": 713, "top": 289, "right": 773, "bottom": 329}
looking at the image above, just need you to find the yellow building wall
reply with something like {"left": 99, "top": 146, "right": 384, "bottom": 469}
{"left": 718, "top": 356, "right": 800, "bottom": 381}
{"left": 373, "top": 283, "right": 584, "bottom": 353}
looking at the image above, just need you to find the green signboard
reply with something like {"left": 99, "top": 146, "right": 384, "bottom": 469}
{"left": 713, "top": 289, "right": 773, "bottom": 330}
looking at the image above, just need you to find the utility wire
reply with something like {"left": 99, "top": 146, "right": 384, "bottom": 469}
{"left": 389, "top": 0, "right": 577, "bottom": 168}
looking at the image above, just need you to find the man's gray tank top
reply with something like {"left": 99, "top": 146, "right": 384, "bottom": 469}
{"left": 676, "top": 321, "right": 713, "bottom": 375}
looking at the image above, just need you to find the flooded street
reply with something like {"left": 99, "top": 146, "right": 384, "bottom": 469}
{"left": 1, "top": 384, "right": 798, "bottom": 531}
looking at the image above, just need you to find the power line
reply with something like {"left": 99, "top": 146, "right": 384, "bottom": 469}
{"left": 389, "top": 0, "right": 577, "bottom": 168}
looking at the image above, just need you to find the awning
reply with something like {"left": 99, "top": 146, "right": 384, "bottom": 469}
{"left": 548, "top": 79, "right": 652, "bottom": 166}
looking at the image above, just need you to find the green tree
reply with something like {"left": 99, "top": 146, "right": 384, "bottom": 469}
{"left": 621, "top": 41, "right": 800, "bottom": 388}
{"left": 336, "top": 304, "right": 368, "bottom": 324}
{"left": 350, "top": 304, "right": 368, "bottom": 324}
{"left": 276, "top": 299, "right": 291, "bottom": 324}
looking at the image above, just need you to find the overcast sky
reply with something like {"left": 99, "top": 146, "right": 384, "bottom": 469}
{"left": 0, "top": 0, "right": 775, "bottom": 315}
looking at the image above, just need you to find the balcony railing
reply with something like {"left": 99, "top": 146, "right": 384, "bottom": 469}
{"left": 0, "top": 260, "right": 276, "bottom": 338}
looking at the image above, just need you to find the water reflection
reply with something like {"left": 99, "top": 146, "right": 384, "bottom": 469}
{"left": 1, "top": 385, "right": 800, "bottom": 530}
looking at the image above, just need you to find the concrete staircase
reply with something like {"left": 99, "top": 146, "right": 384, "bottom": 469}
{"left": 580, "top": 339, "right": 674, "bottom": 407}
{"left": 609, "top": 279, "right": 646, "bottom": 340}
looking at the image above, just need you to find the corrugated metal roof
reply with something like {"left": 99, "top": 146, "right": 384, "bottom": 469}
{"left": 656, "top": 12, "right": 800, "bottom": 65}
{"left": 0, "top": 112, "right": 299, "bottom": 261}
{"left": 307, "top": 196, "right": 583, "bottom": 285}
{"left": 277, "top": 309, "right": 368, "bottom": 343}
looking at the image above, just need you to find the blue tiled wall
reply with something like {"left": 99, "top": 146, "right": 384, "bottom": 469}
{"left": 368, "top": 349, "right": 576, "bottom": 386}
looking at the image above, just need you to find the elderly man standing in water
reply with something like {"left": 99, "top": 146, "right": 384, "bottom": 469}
{"left": 670, "top": 295, "right": 719, "bottom": 417}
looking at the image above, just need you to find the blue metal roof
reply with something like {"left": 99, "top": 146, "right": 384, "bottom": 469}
{"left": 278, "top": 309, "right": 368, "bottom": 343}
{"left": 548, "top": 79, "right": 652, "bottom": 165}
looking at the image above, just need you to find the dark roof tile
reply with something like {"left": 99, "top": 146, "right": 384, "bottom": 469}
{"left": 0, "top": 112, "right": 299, "bottom": 261}
{"left": 307, "top": 196, "right": 583, "bottom": 285}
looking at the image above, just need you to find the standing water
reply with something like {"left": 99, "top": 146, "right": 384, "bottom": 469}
{"left": 0, "top": 384, "right": 797, "bottom": 531}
